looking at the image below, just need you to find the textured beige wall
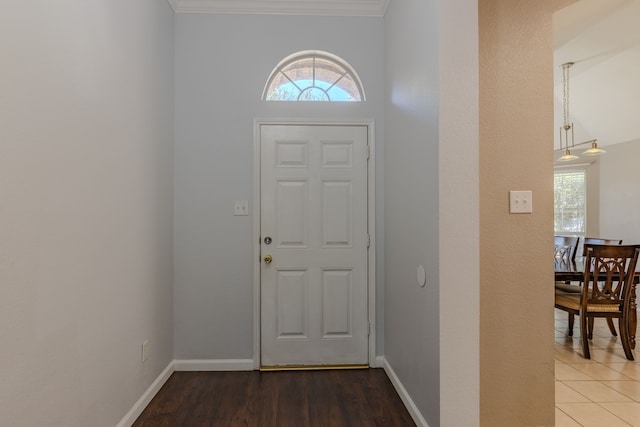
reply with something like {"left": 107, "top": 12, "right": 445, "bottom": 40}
{"left": 479, "top": 0, "right": 575, "bottom": 425}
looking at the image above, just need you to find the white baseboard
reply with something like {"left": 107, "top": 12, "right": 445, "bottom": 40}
{"left": 116, "top": 361, "right": 175, "bottom": 427}
{"left": 382, "top": 358, "right": 429, "bottom": 427}
{"left": 372, "top": 355, "right": 385, "bottom": 368}
{"left": 117, "top": 359, "right": 254, "bottom": 427}
{"left": 173, "top": 358, "right": 254, "bottom": 371}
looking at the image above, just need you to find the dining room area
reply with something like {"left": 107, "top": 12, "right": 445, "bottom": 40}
{"left": 551, "top": 150, "right": 640, "bottom": 424}
{"left": 553, "top": 215, "right": 640, "bottom": 425}
{"left": 553, "top": 237, "right": 640, "bottom": 426}
{"left": 554, "top": 236, "right": 640, "bottom": 427}
{"left": 552, "top": 1, "right": 640, "bottom": 425}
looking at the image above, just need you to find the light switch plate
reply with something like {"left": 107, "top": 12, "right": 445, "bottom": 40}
{"left": 509, "top": 191, "right": 533, "bottom": 214}
{"left": 234, "top": 200, "right": 249, "bottom": 216}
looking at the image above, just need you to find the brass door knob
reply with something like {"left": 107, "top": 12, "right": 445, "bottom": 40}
{"left": 264, "top": 254, "right": 272, "bottom": 264}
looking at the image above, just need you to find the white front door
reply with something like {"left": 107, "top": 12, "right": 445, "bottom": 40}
{"left": 260, "top": 124, "right": 369, "bottom": 367}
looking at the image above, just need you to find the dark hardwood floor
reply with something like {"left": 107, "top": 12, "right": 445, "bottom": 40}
{"left": 133, "top": 368, "right": 416, "bottom": 427}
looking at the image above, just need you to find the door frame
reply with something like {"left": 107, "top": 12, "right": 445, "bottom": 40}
{"left": 252, "top": 119, "right": 376, "bottom": 369}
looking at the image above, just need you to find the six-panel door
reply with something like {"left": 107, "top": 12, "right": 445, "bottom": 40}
{"left": 260, "top": 124, "right": 369, "bottom": 367}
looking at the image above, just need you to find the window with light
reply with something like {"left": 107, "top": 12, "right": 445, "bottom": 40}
{"left": 554, "top": 170, "right": 586, "bottom": 237}
{"left": 263, "top": 51, "right": 365, "bottom": 102}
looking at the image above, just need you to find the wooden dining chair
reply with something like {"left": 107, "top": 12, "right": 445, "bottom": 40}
{"left": 554, "top": 236, "right": 581, "bottom": 293}
{"left": 554, "top": 244, "right": 640, "bottom": 360}
{"left": 554, "top": 235, "right": 580, "bottom": 265}
{"left": 580, "top": 238, "right": 623, "bottom": 336}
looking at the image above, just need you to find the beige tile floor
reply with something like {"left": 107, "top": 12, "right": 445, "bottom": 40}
{"left": 555, "top": 308, "right": 640, "bottom": 426}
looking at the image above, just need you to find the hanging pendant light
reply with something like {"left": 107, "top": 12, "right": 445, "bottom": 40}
{"left": 558, "top": 123, "right": 578, "bottom": 161}
{"left": 556, "top": 62, "right": 605, "bottom": 161}
{"left": 559, "top": 149, "right": 579, "bottom": 161}
{"left": 558, "top": 63, "right": 578, "bottom": 161}
{"left": 582, "top": 140, "right": 606, "bottom": 155}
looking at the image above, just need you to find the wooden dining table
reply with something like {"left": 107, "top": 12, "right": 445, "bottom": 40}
{"left": 555, "top": 257, "right": 640, "bottom": 350}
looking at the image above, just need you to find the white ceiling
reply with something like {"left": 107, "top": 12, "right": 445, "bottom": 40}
{"left": 168, "top": 0, "right": 390, "bottom": 16}
{"left": 554, "top": 0, "right": 640, "bottom": 151}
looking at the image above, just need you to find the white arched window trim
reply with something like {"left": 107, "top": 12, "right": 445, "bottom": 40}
{"left": 262, "top": 50, "right": 366, "bottom": 102}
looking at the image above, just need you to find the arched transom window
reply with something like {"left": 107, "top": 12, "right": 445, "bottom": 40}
{"left": 263, "top": 50, "right": 365, "bottom": 102}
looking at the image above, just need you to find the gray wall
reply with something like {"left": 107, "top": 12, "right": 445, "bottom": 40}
{"left": 0, "top": 1, "right": 175, "bottom": 426}
{"left": 384, "top": 0, "right": 441, "bottom": 425}
{"left": 384, "top": 1, "right": 480, "bottom": 425}
{"left": 173, "top": 14, "right": 385, "bottom": 359}
{"left": 599, "top": 139, "right": 640, "bottom": 244}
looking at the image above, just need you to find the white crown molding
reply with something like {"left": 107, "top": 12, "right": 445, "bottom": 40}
{"left": 170, "top": 0, "right": 390, "bottom": 16}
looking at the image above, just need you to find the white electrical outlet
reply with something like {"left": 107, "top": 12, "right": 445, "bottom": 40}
{"left": 233, "top": 200, "right": 249, "bottom": 216}
{"left": 142, "top": 340, "right": 149, "bottom": 363}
